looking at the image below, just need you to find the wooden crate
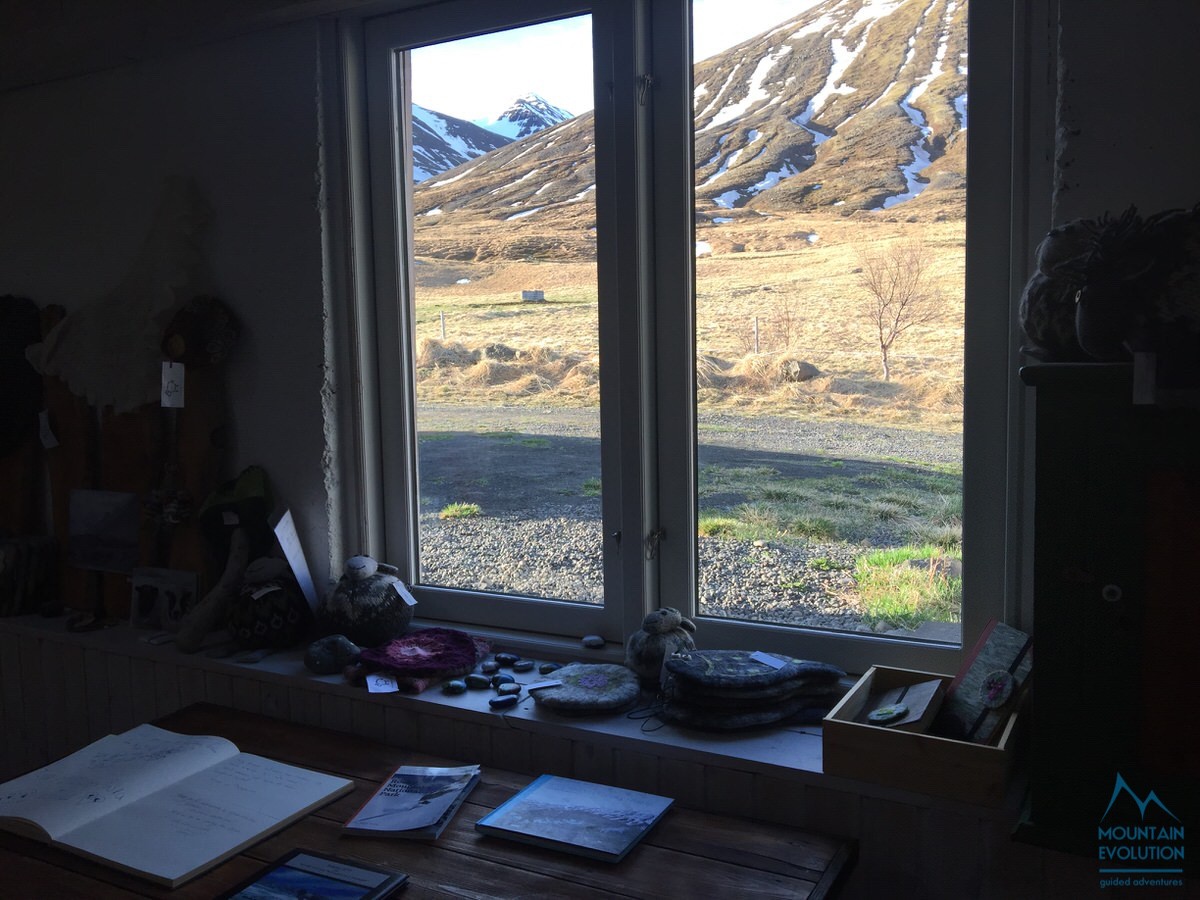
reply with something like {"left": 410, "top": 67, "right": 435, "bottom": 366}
{"left": 822, "top": 666, "right": 1019, "bottom": 807}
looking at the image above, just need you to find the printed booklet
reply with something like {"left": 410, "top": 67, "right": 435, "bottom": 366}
{"left": 475, "top": 774, "right": 673, "bottom": 862}
{"left": 343, "top": 764, "right": 480, "bottom": 839}
{"left": 219, "top": 848, "right": 407, "bottom": 899}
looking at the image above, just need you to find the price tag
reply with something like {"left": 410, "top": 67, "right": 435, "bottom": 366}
{"left": 367, "top": 674, "right": 399, "bottom": 693}
{"left": 750, "top": 651, "right": 787, "bottom": 670}
{"left": 393, "top": 581, "right": 418, "bottom": 607}
{"left": 161, "top": 361, "right": 185, "bottom": 408}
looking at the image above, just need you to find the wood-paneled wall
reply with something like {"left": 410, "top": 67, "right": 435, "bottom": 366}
{"left": 0, "top": 618, "right": 1113, "bottom": 898}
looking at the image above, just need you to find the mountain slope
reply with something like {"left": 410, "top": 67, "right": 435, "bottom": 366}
{"left": 412, "top": 0, "right": 968, "bottom": 259}
{"left": 412, "top": 104, "right": 513, "bottom": 182}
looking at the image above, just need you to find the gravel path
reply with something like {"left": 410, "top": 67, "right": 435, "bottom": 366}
{"left": 416, "top": 404, "right": 961, "bottom": 632}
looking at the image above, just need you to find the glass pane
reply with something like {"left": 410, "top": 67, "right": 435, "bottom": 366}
{"left": 692, "top": 0, "right": 966, "bottom": 641}
{"left": 407, "top": 18, "right": 603, "bottom": 604}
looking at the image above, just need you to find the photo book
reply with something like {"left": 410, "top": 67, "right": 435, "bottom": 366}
{"left": 0, "top": 724, "right": 353, "bottom": 887}
{"left": 475, "top": 774, "right": 673, "bottom": 863}
{"left": 218, "top": 848, "right": 407, "bottom": 899}
{"left": 343, "top": 764, "right": 480, "bottom": 839}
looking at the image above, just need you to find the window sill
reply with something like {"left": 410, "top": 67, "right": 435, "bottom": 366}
{"left": 0, "top": 613, "right": 1021, "bottom": 822}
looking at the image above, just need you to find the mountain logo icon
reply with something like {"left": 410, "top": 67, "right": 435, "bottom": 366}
{"left": 1100, "top": 773, "right": 1180, "bottom": 822}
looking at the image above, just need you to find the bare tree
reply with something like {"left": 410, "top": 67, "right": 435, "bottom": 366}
{"left": 856, "top": 240, "right": 942, "bottom": 381}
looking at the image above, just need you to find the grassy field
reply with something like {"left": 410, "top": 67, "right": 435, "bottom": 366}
{"left": 411, "top": 210, "right": 965, "bottom": 629}
{"left": 412, "top": 212, "right": 965, "bottom": 433}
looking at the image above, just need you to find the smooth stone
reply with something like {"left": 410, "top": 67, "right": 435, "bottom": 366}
{"left": 582, "top": 634, "right": 606, "bottom": 649}
{"left": 303, "top": 634, "right": 361, "bottom": 675}
{"left": 491, "top": 673, "right": 516, "bottom": 688}
{"left": 489, "top": 694, "right": 520, "bottom": 710}
{"left": 442, "top": 679, "right": 467, "bottom": 695}
{"left": 496, "top": 682, "right": 522, "bottom": 696}
{"left": 539, "top": 662, "right": 562, "bottom": 675}
{"left": 495, "top": 652, "right": 520, "bottom": 667}
{"left": 480, "top": 660, "right": 500, "bottom": 674}
{"left": 465, "top": 673, "right": 492, "bottom": 690}
{"left": 512, "top": 659, "right": 535, "bottom": 673}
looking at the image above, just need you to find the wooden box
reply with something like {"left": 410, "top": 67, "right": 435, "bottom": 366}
{"left": 822, "top": 666, "right": 1020, "bottom": 807}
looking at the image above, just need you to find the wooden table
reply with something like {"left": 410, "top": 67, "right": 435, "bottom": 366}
{"left": 0, "top": 703, "right": 854, "bottom": 898}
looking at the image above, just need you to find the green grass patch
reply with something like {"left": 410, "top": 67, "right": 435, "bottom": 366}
{"left": 581, "top": 477, "right": 602, "bottom": 497}
{"left": 439, "top": 502, "right": 482, "bottom": 520}
{"left": 697, "top": 515, "right": 743, "bottom": 537}
{"left": 853, "top": 545, "right": 961, "bottom": 631}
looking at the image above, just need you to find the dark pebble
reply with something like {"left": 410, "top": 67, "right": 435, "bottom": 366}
{"left": 496, "top": 682, "right": 522, "bottom": 696}
{"left": 442, "top": 679, "right": 467, "bottom": 695}
{"left": 481, "top": 660, "right": 500, "bottom": 674}
{"left": 489, "top": 694, "right": 520, "bottom": 710}
{"left": 465, "top": 673, "right": 492, "bottom": 690}
{"left": 539, "top": 662, "right": 562, "bottom": 675}
{"left": 512, "top": 659, "right": 535, "bottom": 672}
{"left": 495, "top": 652, "right": 520, "bottom": 667}
{"left": 491, "top": 673, "right": 516, "bottom": 688}
{"left": 582, "top": 634, "right": 606, "bottom": 649}
{"left": 303, "top": 634, "right": 361, "bottom": 675}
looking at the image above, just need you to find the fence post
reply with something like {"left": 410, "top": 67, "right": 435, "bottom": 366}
{"left": 754, "top": 316, "right": 760, "bottom": 354}
{"left": 440, "top": 311, "right": 446, "bottom": 340}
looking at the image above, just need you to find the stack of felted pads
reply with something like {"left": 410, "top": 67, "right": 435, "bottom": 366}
{"left": 660, "top": 649, "right": 846, "bottom": 731}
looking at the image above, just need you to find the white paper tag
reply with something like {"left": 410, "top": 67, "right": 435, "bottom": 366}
{"left": 161, "top": 361, "right": 185, "bottom": 408}
{"left": 393, "top": 581, "right": 418, "bottom": 607}
{"left": 38, "top": 410, "right": 59, "bottom": 449}
{"left": 272, "top": 509, "right": 319, "bottom": 611}
{"left": 367, "top": 673, "right": 399, "bottom": 693}
{"left": 526, "top": 680, "right": 563, "bottom": 691}
{"left": 250, "top": 585, "right": 281, "bottom": 600}
{"left": 750, "top": 650, "right": 787, "bottom": 669}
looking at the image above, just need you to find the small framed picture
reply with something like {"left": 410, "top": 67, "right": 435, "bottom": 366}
{"left": 130, "top": 568, "right": 198, "bottom": 630}
{"left": 218, "top": 848, "right": 407, "bottom": 899}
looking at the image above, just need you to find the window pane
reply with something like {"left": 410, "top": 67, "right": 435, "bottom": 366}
{"left": 406, "top": 18, "right": 603, "bottom": 605}
{"left": 691, "top": 0, "right": 966, "bottom": 641}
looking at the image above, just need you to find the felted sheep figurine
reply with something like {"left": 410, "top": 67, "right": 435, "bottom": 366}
{"left": 625, "top": 607, "right": 697, "bottom": 687}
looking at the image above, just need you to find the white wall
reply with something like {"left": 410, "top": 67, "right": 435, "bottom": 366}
{"left": 1053, "top": 0, "right": 1200, "bottom": 223}
{"left": 0, "top": 21, "right": 336, "bottom": 587}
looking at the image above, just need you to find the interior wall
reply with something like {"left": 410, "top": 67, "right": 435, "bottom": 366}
{"left": 1053, "top": 0, "right": 1200, "bottom": 224}
{"left": 4, "top": 0, "right": 1200, "bottom": 597}
{"left": 0, "top": 21, "right": 335, "bottom": 587}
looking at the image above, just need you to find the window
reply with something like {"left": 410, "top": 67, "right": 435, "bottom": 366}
{"left": 357, "top": 0, "right": 1029, "bottom": 674}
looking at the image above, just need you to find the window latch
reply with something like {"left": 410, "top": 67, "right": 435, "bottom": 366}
{"left": 644, "top": 529, "right": 665, "bottom": 559}
{"left": 638, "top": 74, "right": 654, "bottom": 106}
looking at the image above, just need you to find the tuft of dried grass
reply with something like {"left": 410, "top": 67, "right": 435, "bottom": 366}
{"left": 416, "top": 337, "right": 479, "bottom": 369}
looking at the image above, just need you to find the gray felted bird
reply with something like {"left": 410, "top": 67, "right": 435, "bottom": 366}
{"left": 624, "top": 607, "right": 697, "bottom": 687}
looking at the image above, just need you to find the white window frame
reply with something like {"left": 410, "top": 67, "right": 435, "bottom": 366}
{"left": 345, "top": 0, "right": 1046, "bottom": 675}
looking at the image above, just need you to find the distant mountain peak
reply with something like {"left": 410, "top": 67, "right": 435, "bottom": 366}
{"left": 485, "top": 94, "right": 575, "bottom": 140}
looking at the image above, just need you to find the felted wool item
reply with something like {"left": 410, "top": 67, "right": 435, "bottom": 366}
{"left": 660, "top": 695, "right": 834, "bottom": 731}
{"left": 531, "top": 662, "right": 642, "bottom": 716}
{"left": 663, "top": 649, "right": 844, "bottom": 692}
{"left": 665, "top": 677, "right": 842, "bottom": 709}
{"left": 358, "top": 627, "right": 490, "bottom": 693}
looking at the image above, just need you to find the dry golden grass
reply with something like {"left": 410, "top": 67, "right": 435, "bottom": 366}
{"left": 412, "top": 212, "right": 964, "bottom": 432}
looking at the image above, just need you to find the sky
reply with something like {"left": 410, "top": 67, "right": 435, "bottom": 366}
{"left": 410, "top": 0, "right": 822, "bottom": 125}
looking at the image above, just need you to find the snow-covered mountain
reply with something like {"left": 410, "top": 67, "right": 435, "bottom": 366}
{"left": 412, "top": 0, "right": 967, "bottom": 235}
{"left": 411, "top": 104, "right": 513, "bottom": 182}
{"left": 478, "top": 93, "right": 574, "bottom": 140}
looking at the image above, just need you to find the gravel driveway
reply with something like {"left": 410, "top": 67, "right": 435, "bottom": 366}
{"left": 415, "top": 404, "right": 961, "bottom": 633}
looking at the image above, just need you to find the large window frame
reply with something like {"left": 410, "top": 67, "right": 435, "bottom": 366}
{"left": 350, "top": 0, "right": 1043, "bottom": 675}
